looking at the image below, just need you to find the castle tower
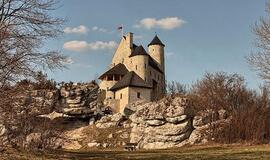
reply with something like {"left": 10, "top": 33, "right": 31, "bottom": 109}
{"left": 148, "top": 35, "right": 165, "bottom": 72}
{"left": 126, "top": 32, "right": 133, "bottom": 50}
{"left": 99, "top": 32, "right": 167, "bottom": 113}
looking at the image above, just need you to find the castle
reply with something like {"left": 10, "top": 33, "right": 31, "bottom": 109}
{"left": 99, "top": 32, "right": 166, "bottom": 113}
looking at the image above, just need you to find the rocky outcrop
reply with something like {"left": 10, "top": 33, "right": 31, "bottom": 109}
{"left": 57, "top": 82, "right": 102, "bottom": 117}
{"left": 18, "top": 82, "right": 101, "bottom": 118}
{"left": 190, "top": 109, "right": 230, "bottom": 144}
{"left": 128, "top": 97, "right": 194, "bottom": 149}
{"left": 95, "top": 113, "right": 130, "bottom": 129}
{"left": 19, "top": 89, "right": 59, "bottom": 116}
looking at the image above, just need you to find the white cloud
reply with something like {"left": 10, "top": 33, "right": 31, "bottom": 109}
{"left": 166, "top": 52, "right": 175, "bottom": 58}
{"left": 64, "top": 25, "right": 89, "bottom": 34}
{"left": 133, "top": 35, "right": 143, "bottom": 40}
{"left": 63, "top": 40, "right": 117, "bottom": 52}
{"left": 135, "top": 17, "right": 185, "bottom": 30}
{"left": 62, "top": 57, "right": 74, "bottom": 65}
{"left": 92, "top": 26, "right": 108, "bottom": 32}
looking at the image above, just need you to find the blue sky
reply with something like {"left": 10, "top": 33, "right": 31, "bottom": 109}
{"left": 46, "top": 0, "right": 268, "bottom": 89}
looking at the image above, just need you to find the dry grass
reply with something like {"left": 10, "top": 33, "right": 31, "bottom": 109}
{"left": 3, "top": 144, "right": 270, "bottom": 160}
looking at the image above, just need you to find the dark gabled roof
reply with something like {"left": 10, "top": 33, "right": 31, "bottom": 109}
{"left": 148, "top": 35, "right": 165, "bottom": 47}
{"left": 110, "top": 71, "right": 152, "bottom": 91}
{"left": 133, "top": 43, "right": 138, "bottom": 49}
{"left": 130, "top": 44, "right": 163, "bottom": 73}
{"left": 148, "top": 56, "right": 163, "bottom": 73}
{"left": 129, "top": 45, "right": 148, "bottom": 57}
{"left": 99, "top": 63, "right": 128, "bottom": 79}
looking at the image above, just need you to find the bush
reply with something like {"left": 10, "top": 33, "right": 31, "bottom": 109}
{"left": 190, "top": 72, "right": 270, "bottom": 143}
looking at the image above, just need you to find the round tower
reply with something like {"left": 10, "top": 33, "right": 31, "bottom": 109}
{"left": 129, "top": 45, "right": 149, "bottom": 82}
{"left": 148, "top": 35, "right": 165, "bottom": 72}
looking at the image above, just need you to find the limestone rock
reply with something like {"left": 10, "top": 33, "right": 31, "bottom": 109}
{"left": 57, "top": 82, "right": 102, "bottom": 117}
{"left": 20, "top": 90, "right": 59, "bottom": 116}
{"left": 87, "top": 142, "right": 99, "bottom": 148}
{"left": 62, "top": 141, "right": 82, "bottom": 150}
{"left": 108, "top": 133, "right": 113, "bottom": 138}
{"left": 129, "top": 96, "right": 194, "bottom": 149}
{"left": 95, "top": 113, "right": 124, "bottom": 129}
{"left": 193, "top": 109, "right": 228, "bottom": 127}
{"left": 102, "top": 143, "right": 109, "bottom": 148}
{"left": 165, "top": 115, "right": 187, "bottom": 124}
{"left": 146, "top": 120, "right": 165, "bottom": 126}
{"left": 120, "top": 132, "right": 129, "bottom": 139}
{"left": 188, "top": 125, "right": 209, "bottom": 145}
{"left": 39, "top": 111, "right": 70, "bottom": 120}
{"left": 0, "top": 124, "right": 6, "bottom": 137}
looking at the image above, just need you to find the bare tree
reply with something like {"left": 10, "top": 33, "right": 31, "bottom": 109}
{"left": 190, "top": 72, "right": 246, "bottom": 113}
{"left": 247, "top": 3, "right": 270, "bottom": 82}
{"left": 190, "top": 72, "right": 251, "bottom": 140}
{"left": 0, "top": 0, "right": 66, "bottom": 149}
{"left": 0, "top": 0, "right": 66, "bottom": 87}
{"left": 167, "top": 81, "right": 176, "bottom": 95}
{"left": 167, "top": 81, "right": 187, "bottom": 96}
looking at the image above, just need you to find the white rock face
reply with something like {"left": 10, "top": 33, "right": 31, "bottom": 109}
{"left": 108, "top": 133, "right": 113, "bottom": 138}
{"left": 87, "top": 142, "right": 99, "bottom": 148}
{"left": 166, "top": 115, "right": 187, "bottom": 124}
{"left": 0, "top": 124, "right": 6, "bottom": 137}
{"left": 57, "top": 82, "right": 101, "bottom": 117}
{"left": 188, "top": 125, "right": 209, "bottom": 145}
{"left": 19, "top": 90, "right": 59, "bottom": 116}
{"left": 128, "top": 97, "right": 194, "bottom": 149}
{"left": 39, "top": 111, "right": 70, "bottom": 120}
{"left": 190, "top": 109, "right": 230, "bottom": 144}
{"left": 95, "top": 113, "right": 123, "bottom": 129}
{"left": 62, "top": 141, "right": 82, "bottom": 150}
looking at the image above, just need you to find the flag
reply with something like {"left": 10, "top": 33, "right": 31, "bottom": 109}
{"left": 117, "top": 25, "right": 123, "bottom": 30}
{"left": 117, "top": 24, "right": 124, "bottom": 37}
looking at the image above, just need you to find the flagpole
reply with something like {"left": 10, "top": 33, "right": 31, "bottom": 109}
{"left": 121, "top": 24, "right": 124, "bottom": 37}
